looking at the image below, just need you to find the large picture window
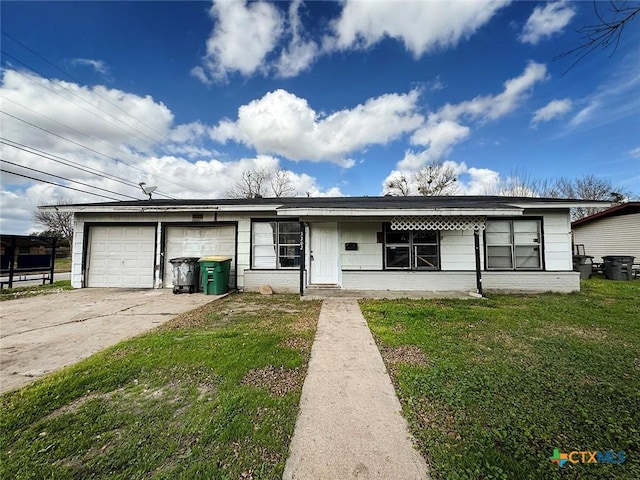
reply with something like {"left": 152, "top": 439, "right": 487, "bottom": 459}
{"left": 384, "top": 224, "right": 439, "bottom": 270}
{"left": 485, "top": 219, "right": 542, "bottom": 270}
{"left": 252, "top": 221, "right": 301, "bottom": 269}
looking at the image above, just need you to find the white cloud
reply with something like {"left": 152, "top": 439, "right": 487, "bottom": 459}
{"left": 438, "top": 62, "right": 548, "bottom": 122}
{"left": 626, "top": 147, "right": 640, "bottom": 159}
{"left": 398, "top": 62, "right": 547, "bottom": 170}
{"left": 401, "top": 119, "right": 470, "bottom": 169}
{"left": 197, "top": 0, "right": 284, "bottom": 81}
{"left": 210, "top": 88, "right": 423, "bottom": 166}
{"left": 275, "top": 0, "right": 318, "bottom": 78}
{"left": 531, "top": 98, "right": 572, "bottom": 126}
{"left": 566, "top": 61, "right": 640, "bottom": 131}
{"left": 1, "top": 69, "right": 176, "bottom": 155}
{"left": 70, "top": 58, "right": 108, "bottom": 75}
{"left": 328, "top": 0, "right": 510, "bottom": 57}
{"left": 520, "top": 1, "right": 576, "bottom": 45}
{"left": 0, "top": 70, "right": 340, "bottom": 234}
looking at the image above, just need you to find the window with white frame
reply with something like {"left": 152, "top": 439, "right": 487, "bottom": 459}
{"left": 485, "top": 219, "right": 542, "bottom": 270}
{"left": 384, "top": 224, "right": 439, "bottom": 270}
{"left": 252, "top": 221, "right": 301, "bottom": 269}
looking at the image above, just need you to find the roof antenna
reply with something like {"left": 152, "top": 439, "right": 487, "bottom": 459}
{"left": 139, "top": 182, "right": 158, "bottom": 200}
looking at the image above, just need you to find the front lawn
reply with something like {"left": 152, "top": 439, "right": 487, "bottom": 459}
{"left": 0, "top": 280, "right": 72, "bottom": 301}
{"left": 361, "top": 278, "right": 640, "bottom": 480}
{"left": 0, "top": 294, "right": 321, "bottom": 479}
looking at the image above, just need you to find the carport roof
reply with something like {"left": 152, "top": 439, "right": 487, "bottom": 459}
{"left": 46, "top": 195, "right": 611, "bottom": 214}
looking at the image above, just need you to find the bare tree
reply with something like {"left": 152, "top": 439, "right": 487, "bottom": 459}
{"left": 414, "top": 161, "right": 458, "bottom": 196}
{"left": 227, "top": 167, "right": 295, "bottom": 198}
{"left": 484, "top": 170, "right": 560, "bottom": 197}
{"left": 385, "top": 161, "right": 458, "bottom": 196}
{"left": 385, "top": 174, "right": 411, "bottom": 196}
{"left": 270, "top": 169, "right": 296, "bottom": 197}
{"left": 33, "top": 198, "right": 74, "bottom": 245}
{"left": 554, "top": 174, "right": 622, "bottom": 220}
{"left": 556, "top": 1, "right": 640, "bottom": 71}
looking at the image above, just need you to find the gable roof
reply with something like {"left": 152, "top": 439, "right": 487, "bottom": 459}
{"left": 572, "top": 202, "right": 640, "bottom": 228}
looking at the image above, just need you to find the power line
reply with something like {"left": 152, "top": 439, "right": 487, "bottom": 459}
{"left": 0, "top": 110, "right": 192, "bottom": 192}
{"left": 1, "top": 167, "right": 121, "bottom": 201}
{"left": 1, "top": 158, "right": 140, "bottom": 200}
{"left": 2, "top": 50, "right": 166, "bottom": 148}
{"left": 1, "top": 137, "right": 177, "bottom": 199}
{"left": 2, "top": 31, "right": 177, "bottom": 144}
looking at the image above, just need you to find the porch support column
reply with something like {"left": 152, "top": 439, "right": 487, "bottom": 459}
{"left": 474, "top": 230, "right": 483, "bottom": 296}
{"left": 299, "top": 221, "right": 305, "bottom": 297}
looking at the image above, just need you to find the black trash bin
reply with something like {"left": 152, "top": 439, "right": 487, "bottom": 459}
{"left": 169, "top": 257, "right": 201, "bottom": 293}
{"left": 602, "top": 256, "right": 635, "bottom": 281}
{"left": 573, "top": 255, "right": 593, "bottom": 280}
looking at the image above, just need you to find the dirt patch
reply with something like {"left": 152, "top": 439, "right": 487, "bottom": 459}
{"left": 241, "top": 366, "right": 304, "bottom": 397}
{"left": 281, "top": 336, "right": 312, "bottom": 352}
{"left": 41, "top": 389, "right": 125, "bottom": 422}
{"left": 414, "top": 400, "right": 461, "bottom": 440}
{"left": 380, "top": 345, "right": 430, "bottom": 367}
{"left": 550, "top": 324, "right": 608, "bottom": 341}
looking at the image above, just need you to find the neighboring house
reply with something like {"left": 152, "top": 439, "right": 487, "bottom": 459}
{"left": 50, "top": 196, "right": 610, "bottom": 295}
{"left": 572, "top": 202, "right": 640, "bottom": 262}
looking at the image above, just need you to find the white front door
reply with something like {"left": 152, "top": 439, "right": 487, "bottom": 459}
{"left": 310, "top": 222, "right": 339, "bottom": 285}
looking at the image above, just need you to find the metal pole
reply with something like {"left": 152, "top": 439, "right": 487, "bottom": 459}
{"left": 299, "top": 222, "right": 305, "bottom": 297}
{"left": 8, "top": 236, "right": 16, "bottom": 289}
{"left": 49, "top": 237, "right": 57, "bottom": 285}
{"left": 474, "top": 230, "right": 483, "bottom": 296}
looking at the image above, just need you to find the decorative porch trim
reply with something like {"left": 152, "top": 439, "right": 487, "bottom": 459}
{"left": 390, "top": 216, "right": 486, "bottom": 231}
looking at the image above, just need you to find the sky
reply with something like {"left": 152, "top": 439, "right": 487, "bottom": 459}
{"left": 1, "top": 0, "right": 639, "bottom": 235}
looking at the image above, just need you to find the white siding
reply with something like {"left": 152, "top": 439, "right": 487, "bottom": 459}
{"left": 440, "top": 229, "right": 480, "bottom": 270}
{"left": 244, "top": 270, "right": 299, "bottom": 293}
{"left": 537, "top": 210, "right": 573, "bottom": 271}
{"left": 342, "top": 271, "right": 477, "bottom": 291}
{"left": 483, "top": 271, "right": 579, "bottom": 293}
{"left": 573, "top": 213, "right": 640, "bottom": 262}
{"left": 340, "top": 222, "right": 382, "bottom": 270}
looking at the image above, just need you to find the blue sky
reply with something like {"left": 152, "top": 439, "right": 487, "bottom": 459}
{"left": 1, "top": 0, "right": 639, "bottom": 234}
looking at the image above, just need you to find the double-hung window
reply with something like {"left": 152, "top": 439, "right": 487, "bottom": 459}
{"left": 485, "top": 219, "right": 542, "bottom": 270}
{"left": 384, "top": 224, "right": 439, "bottom": 270}
{"left": 252, "top": 221, "right": 301, "bottom": 269}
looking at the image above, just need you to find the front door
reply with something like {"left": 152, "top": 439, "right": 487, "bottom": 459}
{"left": 310, "top": 222, "right": 339, "bottom": 285}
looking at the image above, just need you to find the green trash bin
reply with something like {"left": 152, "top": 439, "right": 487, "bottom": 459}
{"left": 199, "top": 256, "right": 232, "bottom": 295}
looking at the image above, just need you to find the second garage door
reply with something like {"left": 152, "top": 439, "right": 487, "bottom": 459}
{"left": 164, "top": 226, "right": 236, "bottom": 288}
{"left": 86, "top": 225, "right": 156, "bottom": 288}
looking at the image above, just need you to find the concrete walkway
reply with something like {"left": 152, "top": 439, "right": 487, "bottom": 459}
{"left": 283, "top": 299, "right": 430, "bottom": 480}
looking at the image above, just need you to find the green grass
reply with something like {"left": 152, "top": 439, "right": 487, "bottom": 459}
{"left": 0, "top": 280, "right": 72, "bottom": 301}
{"left": 0, "top": 293, "right": 321, "bottom": 479}
{"left": 54, "top": 257, "right": 71, "bottom": 273}
{"left": 361, "top": 278, "right": 640, "bottom": 480}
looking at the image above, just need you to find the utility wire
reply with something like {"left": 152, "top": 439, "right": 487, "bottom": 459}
{"left": 1, "top": 136, "right": 177, "bottom": 200}
{"left": 1, "top": 158, "right": 140, "bottom": 200}
{"left": 1, "top": 111, "right": 191, "bottom": 192}
{"left": 2, "top": 31, "right": 177, "bottom": 144}
{"left": 2, "top": 50, "right": 166, "bottom": 147}
{"left": 1, "top": 167, "right": 121, "bottom": 201}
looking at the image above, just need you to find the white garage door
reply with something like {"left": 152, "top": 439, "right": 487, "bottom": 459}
{"left": 164, "top": 226, "right": 236, "bottom": 287}
{"left": 87, "top": 226, "right": 156, "bottom": 288}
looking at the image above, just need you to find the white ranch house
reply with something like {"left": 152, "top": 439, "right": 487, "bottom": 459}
{"left": 51, "top": 196, "right": 610, "bottom": 296}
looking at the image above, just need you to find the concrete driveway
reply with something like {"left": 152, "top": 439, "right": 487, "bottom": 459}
{"left": 0, "top": 288, "right": 221, "bottom": 393}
